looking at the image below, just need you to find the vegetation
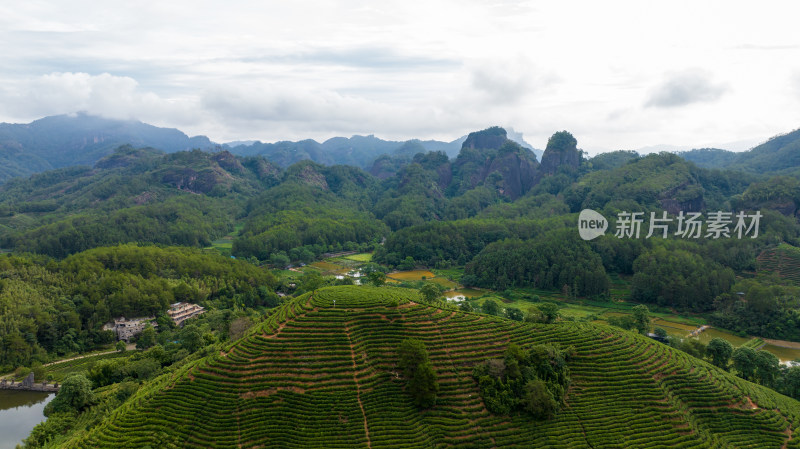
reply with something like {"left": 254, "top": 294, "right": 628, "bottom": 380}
{"left": 473, "top": 343, "right": 571, "bottom": 419}
{"left": 397, "top": 338, "right": 439, "bottom": 408}
{"left": 6, "top": 123, "right": 800, "bottom": 446}
{"left": 34, "top": 286, "right": 800, "bottom": 449}
{"left": 0, "top": 244, "right": 277, "bottom": 371}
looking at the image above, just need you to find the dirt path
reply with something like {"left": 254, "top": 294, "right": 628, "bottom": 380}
{"left": 0, "top": 347, "right": 132, "bottom": 380}
{"left": 344, "top": 322, "right": 372, "bottom": 449}
{"left": 764, "top": 339, "right": 800, "bottom": 350}
{"left": 43, "top": 345, "right": 133, "bottom": 367}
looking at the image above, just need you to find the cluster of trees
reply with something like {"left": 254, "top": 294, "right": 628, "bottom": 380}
{"left": 710, "top": 279, "right": 800, "bottom": 341}
{"left": 0, "top": 244, "right": 278, "bottom": 371}
{"left": 397, "top": 339, "right": 439, "bottom": 408}
{"left": 4, "top": 196, "right": 233, "bottom": 257}
{"left": 463, "top": 230, "right": 610, "bottom": 297}
{"left": 376, "top": 219, "right": 541, "bottom": 268}
{"left": 631, "top": 247, "right": 735, "bottom": 311}
{"left": 473, "top": 343, "right": 572, "bottom": 419}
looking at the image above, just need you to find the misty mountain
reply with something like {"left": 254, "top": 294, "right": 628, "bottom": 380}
{"left": 0, "top": 112, "right": 537, "bottom": 185}
{"left": 225, "top": 129, "right": 542, "bottom": 170}
{"left": 0, "top": 113, "right": 215, "bottom": 183}
{"left": 678, "top": 128, "right": 800, "bottom": 174}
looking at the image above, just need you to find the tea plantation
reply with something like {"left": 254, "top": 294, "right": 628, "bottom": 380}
{"left": 60, "top": 286, "right": 800, "bottom": 448}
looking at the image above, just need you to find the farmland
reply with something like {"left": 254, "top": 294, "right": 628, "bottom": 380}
{"left": 757, "top": 244, "right": 800, "bottom": 284}
{"left": 60, "top": 286, "right": 800, "bottom": 448}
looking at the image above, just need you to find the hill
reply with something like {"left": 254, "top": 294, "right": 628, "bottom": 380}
{"left": 59, "top": 286, "right": 800, "bottom": 448}
{"left": 679, "top": 128, "right": 800, "bottom": 175}
{"left": 226, "top": 130, "right": 541, "bottom": 171}
{"left": 0, "top": 113, "right": 216, "bottom": 183}
{"left": 757, "top": 243, "right": 800, "bottom": 284}
{"left": 0, "top": 146, "right": 280, "bottom": 257}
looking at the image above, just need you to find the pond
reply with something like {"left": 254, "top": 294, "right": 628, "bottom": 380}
{"left": 445, "top": 289, "right": 485, "bottom": 302}
{"left": 0, "top": 390, "right": 53, "bottom": 449}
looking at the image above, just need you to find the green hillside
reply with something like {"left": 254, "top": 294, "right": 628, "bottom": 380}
{"left": 679, "top": 128, "right": 800, "bottom": 175}
{"left": 58, "top": 286, "right": 800, "bottom": 448}
{"left": 757, "top": 244, "right": 800, "bottom": 284}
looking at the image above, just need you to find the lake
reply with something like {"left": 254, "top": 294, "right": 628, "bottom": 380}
{"left": 0, "top": 390, "right": 53, "bottom": 449}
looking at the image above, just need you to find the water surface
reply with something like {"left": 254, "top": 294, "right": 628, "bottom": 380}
{"left": 0, "top": 390, "right": 53, "bottom": 449}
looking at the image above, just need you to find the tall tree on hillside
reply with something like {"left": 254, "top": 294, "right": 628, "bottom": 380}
{"left": 706, "top": 338, "right": 733, "bottom": 370}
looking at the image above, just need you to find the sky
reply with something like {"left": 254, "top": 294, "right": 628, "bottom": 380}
{"left": 1, "top": 1, "right": 799, "bottom": 154}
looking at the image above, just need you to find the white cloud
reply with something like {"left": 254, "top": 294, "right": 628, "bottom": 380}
{"left": 645, "top": 70, "right": 729, "bottom": 108}
{"left": 469, "top": 58, "right": 558, "bottom": 105}
{"left": 0, "top": 72, "right": 204, "bottom": 127}
{"left": 1, "top": 1, "right": 800, "bottom": 151}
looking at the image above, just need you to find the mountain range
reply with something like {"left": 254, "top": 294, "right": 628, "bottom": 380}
{"left": 0, "top": 113, "right": 542, "bottom": 184}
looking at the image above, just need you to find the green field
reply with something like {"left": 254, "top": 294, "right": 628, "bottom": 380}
{"left": 343, "top": 253, "right": 373, "bottom": 262}
{"left": 62, "top": 286, "right": 800, "bottom": 448}
{"left": 757, "top": 243, "right": 800, "bottom": 284}
{"left": 45, "top": 351, "right": 131, "bottom": 382}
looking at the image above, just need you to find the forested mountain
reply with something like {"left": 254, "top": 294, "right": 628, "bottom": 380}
{"left": 225, "top": 127, "right": 542, "bottom": 170}
{"left": 0, "top": 113, "right": 215, "bottom": 183}
{"left": 0, "top": 114, "right": 542, "bottom": 185}
{"left": 678, "top": 128, "right": 800, "bottom": 174}
{"left": 4, "top": 124, "right": 800, "bottom": 350}
{"left": 0, "top": 146, "right": 280, "bottom": 257}
{"left": 7, "top": 122, "right": 800, "bottom": 448}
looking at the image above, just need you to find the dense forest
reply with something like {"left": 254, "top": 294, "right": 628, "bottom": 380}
{"left": 3, "top": 124, "right": 800, "bottom": 371}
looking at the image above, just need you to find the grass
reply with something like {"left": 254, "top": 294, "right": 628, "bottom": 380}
{"left": 45, "top": 351, "right": 131, "bottom": 382}
{"left": 343, "top": 253, "right": 373, "bottom": 262}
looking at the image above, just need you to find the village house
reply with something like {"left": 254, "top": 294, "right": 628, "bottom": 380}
{"left": 167, "top": 302, "right": 205, "bottom": 327}
{"left": 103, "top": 317, "right": 157, "bottom": 342}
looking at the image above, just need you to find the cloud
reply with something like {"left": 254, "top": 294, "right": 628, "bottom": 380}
{"left": 0, "top": 72, "right": 204, "bottom": 127}
{"left": 469, "top": 58, "right": 558, "bottom": 105}
{"left": 239, "top": 47, "right": 459, "bottom": 71}
{"left": 645, "top": 70, "right": 729, "bottom": 108}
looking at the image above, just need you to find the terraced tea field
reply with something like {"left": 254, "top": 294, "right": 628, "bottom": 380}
{"left": 757, "top": 244, "right": 800, "bottom": 284}
{"left": 64, "top": 286, "right": 800, "bottom": 448}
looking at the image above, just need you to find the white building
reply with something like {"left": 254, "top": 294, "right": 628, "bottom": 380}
{"left": 103, "top": 317, "right": 157, "bottom": 342}
{"left": 167, "top": 302, "right": 205, "bottom": 327}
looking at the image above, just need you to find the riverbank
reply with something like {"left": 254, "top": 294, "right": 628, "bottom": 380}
{"left": 0, "top": 379, "right": 58, "bottom": 393}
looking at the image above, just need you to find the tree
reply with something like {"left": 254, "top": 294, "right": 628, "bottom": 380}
{"left": 781, "top": 366, "right": 800, "bottom": 399}
{"left": 522, "top": 379, "right": 558, "bottom": 419}
{"left": 115, "top": 340, "right": 126, "bottom": 352}
{"left": 398, "top": 339, "right": 429, "bottom": 377}
{"left": 398, "top": 256, "right": 416, "bottom": 271}
{"left": 653, "top": 327, "right": 668, "bottom": 339}
{"left": 678, "top": 339, "right": 706, "bottom": 359}
{"left": 536, "top": 303, "right": 560, "bottom": 324}
{"left": 473, "top": 343, "right": 570, "bottom": 419}
{"left": 397, "top": 338, "right": 438, "bottom": 408}
{"left": 31, "top": 363, "right": 46, "bottom": 384}
{"left": 755, "top": 351, "right": 780, "bottom": 387}
{"left": 706, "top": 338, "right": 733, "bottom": 369}
{"left": 420, "top": 283, "right": 440, "bottom": 303}
{"left": 506, "top": 307, "right": 524, "bottom": 321}
{"left": 733, "top": 347, "right": 758, "bottom": 380}
{"left": 482, "top": 299, "right": 501, "bottom": 316}
{"left": 301, "top": 271, "right": 324, "bottom": 293}
{"left": 632, "top": 305, "right": 650, "bottom": 335}
{"left": 180, "top": 325, "right": 204, "bottom": 353}
{"left": 408, "top": 362, "right": 439, "bottom": 408}
{"left": 136, "top": 324, "right": 157, "bottom": 350}
{"left": 44, "top": 374, "right": 94, "bottom": 416}
{"left": 367, "top": 271, "right": 386, "bottom": 287}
